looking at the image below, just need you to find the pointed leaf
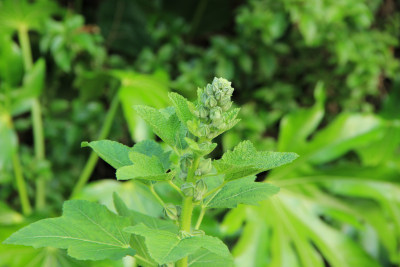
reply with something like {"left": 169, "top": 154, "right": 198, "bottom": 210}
{"left": 3, "top": 200, "right": 135, "bottom": 260}
{"left": 206, "top": 177, "right": 280, "bottom": 208}
{"left": 82, "top": 140, "right": 132, "bottom": 169}
{"left": 132, "top": 140, "right": 171, "bottom": 170}
{"left": 168, "top": 92, "right": 194, "bottom": 124}
{"left": 214, "top": 141, "right": 298, "bottom": 181}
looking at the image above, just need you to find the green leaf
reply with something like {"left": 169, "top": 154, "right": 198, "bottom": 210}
{"left": 3, "top": 200, "right": 135, "bottom": 261}
{"left": 132, "top": 140, "right": 171, "bottom": 170}
{"left": 116, "top": 152, "right": 174, "bottom": 181}
{"left": 206, "top": 177, "right": 280, "bottom": 208}
{"left": 133, "top": 105, "right": 185, "bottom": 148}
{"left": 214, "top": 140, "right": 298, "bottom": 181}
{"left": 113, "top": 192, "right": 178, "bottom": 233}
{"left": 188, "top": 248, "right": 234, "bottom": 267}
{"left": 113, "top": 193, "right": 173, "bottom": 267}
{"left": 185, "top": 138, "right": 217, "bottom": 156}
{"left": 82, "top": 140, "right": 131, "bottom": 169}
{"left": 124, "top": 224, "right": 232, "bottom": 265}
{"left": 168, "top": 92, "right": 195, "bottom": 125}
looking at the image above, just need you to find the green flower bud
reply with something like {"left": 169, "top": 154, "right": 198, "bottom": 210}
{"left": 164, "top": 203, "right": 178, "bottom": 221}
{"left": 205, "top": 96, "right": 217, "bottom": 108}
{"left": 198, "top": 106, "right": 209, "bottom": 119}
{"left": 193, "top": 179, "right": 208, "bottom": 202}
{"left": 198, "top": 124, "right": 210, "bottom": 137}
{"left": 195, "top": 158, "right": 212, "bottom": 176}
{"left": 180, "top": 153, "right": 193, "bottom": 174}
{"left": 210, "top": 107, "right": 222, "bottom": 121}
{"left": 181, "top": 182, "right": 195, "bottom": 197}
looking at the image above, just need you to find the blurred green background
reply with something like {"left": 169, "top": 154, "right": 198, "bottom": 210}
{"left": 0, "top": 0, "right": 399, "bottom": 266}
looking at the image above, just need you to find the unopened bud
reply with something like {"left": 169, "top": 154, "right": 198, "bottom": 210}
{"left": 195, "top": 158, "right": 212, "bottom": 176}
{"left": 193, "top": 179, "right": 208, "bottom": 201}
{"left": 180, "top": 153, "right": 193, "bottom": 174}
{"left": 181, "top": 182, "right": 195, "bottom": 197}
{"left": 164, "top": 203, "right": 178, "bottom": 221}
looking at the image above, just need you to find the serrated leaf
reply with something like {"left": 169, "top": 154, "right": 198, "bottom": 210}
{"left": 113, "top": 193, "right": 178, "bottom": 233}
{"left": 188, "top": 248, "right": 234, "bottom": 267}
{"left": 132, "top": 140, "right": 171, "bottom": 170}
{"left": 214, "top": 140, "right": 298, "bottom": 181}
{"left": 124, "top": 224, "right": 232, "bottom": 265}
{"left": 168, "top": 92, "right": 195, "bottom": 124}
{"left": 113, "top": 193, "right": 172, "bottom": 267}
{"left": 133, "top": 105, "right": 186, "bottom": 149}
{"left": 116, "top": 152, "right": 173, "bottom": 181}
{"left": 82, "top": 140, "right": 132, "bottom": 169}
{"left": 3, "top": 200, "right": 135, "bottom": 261}
{"left": 206, "top": 177, "right": 280, "bottom": 208}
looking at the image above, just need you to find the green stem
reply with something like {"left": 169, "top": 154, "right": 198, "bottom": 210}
{"left": 18, "top": 25, "right": 47, "bottom": 210}
{"left": 70, "top": 94, "right": 120, "bottom": 198}
{"left": 12, "top": 152, "right": 32, "bottom": 215}
{"left": 177, "top": 155, "right": 201, "bottom": 267}
{"left": 168, "top": 181, "right": 184, "bottom": 197}
{"left": 32, "top": 99, "right": 46, "bottom": 209}
{"left": 149, "top": 184, "right": 165, "bottom": 207}
{"left": 194, "top": 206, "right": 206, "bottom": 230}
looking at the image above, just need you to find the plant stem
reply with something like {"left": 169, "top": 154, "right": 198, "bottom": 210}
{"left": 70, "top": 94, "right": 119, "bottom": 198}
{"left": 149, "top": 184, "right": 165, "bottom": 207}
{"left": 12, "top": 153, "right": 32, "bottom": 215}
{"left": 177, "top": 155, "right": 201, "bottom": 267}
{"left": 168, "top": 180, "right": 183, "bottom": 197}
{"left": 194, "top": 206, "right": 206, "bottom": 230}
{"left": 18, "top": 25, "right": 47, "bottom": 210}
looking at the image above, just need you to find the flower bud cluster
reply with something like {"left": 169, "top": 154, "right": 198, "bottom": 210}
{"left": 194, "top": 77, "right": 234, "bottom": 138}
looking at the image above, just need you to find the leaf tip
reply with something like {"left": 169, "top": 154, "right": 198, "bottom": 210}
{"left": 81, "top": 141, "right": 89, "bottom": 148}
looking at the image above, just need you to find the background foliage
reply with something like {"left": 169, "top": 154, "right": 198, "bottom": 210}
{"left": 0, "top": 0, "right": 399, "bottom": 266}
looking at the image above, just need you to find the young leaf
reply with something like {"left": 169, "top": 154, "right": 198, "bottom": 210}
{"left": 133, "top": 105, "right": 187, "bottom": 149}
{"left": 124, "top": 224, "right": 233, "bottom": 265}
{"left": 168, "top": 92, "right": 195, "bottom": 125}
{"left": 3, "top": 200, "right": 135, "bottom": 261}
{"left": 82, "top": 140, "right": 132, "bottom": 169}
{"left": 132, "top": 140, "right": 171, "bottom": 170}
{"left": 116, "top": 151, "right": 174, "bottom": 181}
{"left": 205, "top": 177, "right": 280, "bottom": 208}
{"left": 214, "top": 140, "right": 298, "bottom": 181}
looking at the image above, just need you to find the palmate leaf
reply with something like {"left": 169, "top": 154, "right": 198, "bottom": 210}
{"left": 214, "top": 140, "right": 298, "bottom": 181}
{"left": 206, "top": 177, "right": 280, "bottom": 208}
{"left": 188, "top": 248, "right": 234, "bottom": 267}
{"left": 168, "top": 92, "right": 195, "bottom": 125}
{"left": 124, "top": 224, "right": 233, "bottom": 265}
{"left": 3, "top": 200, "right": 135, "bottom": 261}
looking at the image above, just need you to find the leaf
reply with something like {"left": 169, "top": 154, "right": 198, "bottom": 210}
{"left": 116, "top": 152, "right": 174, "bottom": 181}
{"left": 113, "top": 193, "right": 178, "bottom": 233}
{"left": 188, "top": 248, "right": 234, "bottom": 267}
{"left": 113, "top": 193, "right": 173, "bottom": 267}
{"left": 168, "top": 92, "right": 195, "bottom": 125}
{"left": 133, "top": 105, "right": 184, "bottom": 148}
{"left": 205, "top": 177, "right": 280, "bottom": 208}
{"left": 3, "top": 200, "right": 135, "bottom": 261}
{"left": 132, "top": 140, "right": 171, "bottom": 170}
{"left": 124, "top": 224, "right": 232, "bottom": 265}
{"left": 185, "top": 138, "right": 217, "bottom": 156}
{"left": 214, "top": 140, "right": 298, "bottom": 181}
{"left": 82, "top": 140, "right": 131, "bottom": 169}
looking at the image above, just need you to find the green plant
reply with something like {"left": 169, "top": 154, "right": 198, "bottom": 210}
{"left": 3, "top": 78, "right": 298, "bottom": 266}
